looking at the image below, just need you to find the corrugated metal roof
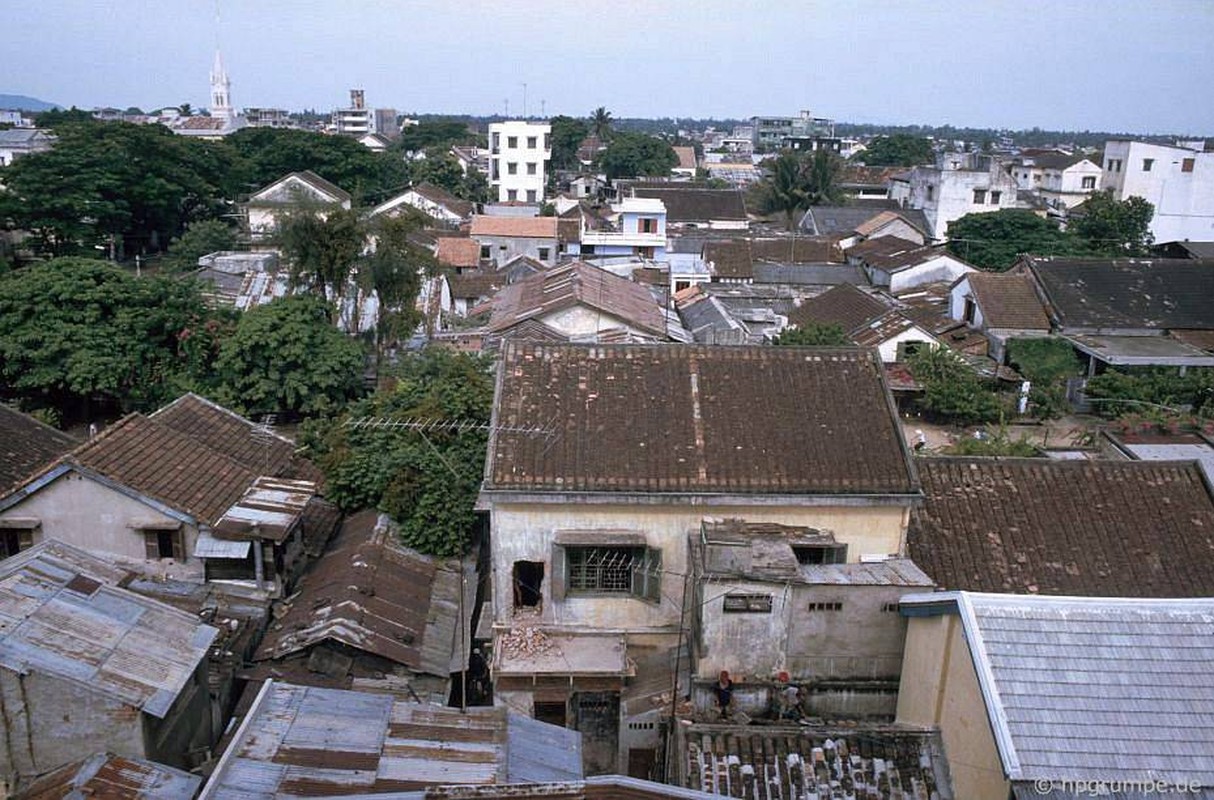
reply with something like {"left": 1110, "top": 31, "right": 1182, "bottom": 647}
{"left": 213, "top": 476, "right": 318, "bottom": 543}
{"left": 16, "top": 751, "right": 202, "bottom": 799}
{"left": 0, "top": 541, "right": 216, "bottom": 718}
{"left": 201, "top": 681, "right": 581, "bottom": 797}
{"left": 194, "top": 530, "right": 252, "bottom": 559}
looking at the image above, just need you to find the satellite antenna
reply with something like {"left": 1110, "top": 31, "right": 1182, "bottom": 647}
{"left": 253, "top": 414, "right": 277, "bottom": 474}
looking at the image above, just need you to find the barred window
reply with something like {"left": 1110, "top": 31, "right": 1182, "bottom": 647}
{"left": 563, "top": 545, "right": 661, "bottom": 601}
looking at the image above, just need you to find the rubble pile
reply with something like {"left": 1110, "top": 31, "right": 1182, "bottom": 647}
{"left": 499, "top": 626, "right": 556, "bottom": 658}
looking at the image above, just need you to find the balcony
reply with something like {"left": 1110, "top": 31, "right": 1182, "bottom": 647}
{"left": 578, "top": 230, "right": 666, "bottom": 248}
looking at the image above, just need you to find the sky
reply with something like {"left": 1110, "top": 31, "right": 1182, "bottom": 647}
{"left": 8, "top": 0, "right": 1214, "bottom": 135}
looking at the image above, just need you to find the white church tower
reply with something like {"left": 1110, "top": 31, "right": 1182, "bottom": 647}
{"left": 210, "top": 50, "right": 234, "bottom": 122}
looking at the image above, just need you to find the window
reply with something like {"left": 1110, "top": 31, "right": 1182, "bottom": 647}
{"left": 507, "top": 162, "right": 518, "bottom": 175}
{"left": 582, "top": 244, "right": 596, "bottom": 256}
{"left": 0, "top": 528, "right": 34, "bottom": 559}
{"left": 538, "top": 246, "right": 550, "bottom": 261}
{"left": 507, "top": 136, "right": 518, "bottom": 148}
{"left": 491, "top": 133, "right": 500, "bottom": 153}
{"left": 544, "top": 134, "right": 551, "bottom": 150}
{"left": 1107, "top": 159, "right": 1122, "bottom": 172}
{"left": 963, "top": 296, "right": 977, "bottom": 325}
{"left": 989, "top": 190, "right": 1001, "bottom": 204}
{"left": 534, "top": 701, "right": 567, "bottom": 727}
{"left": 507, "top": 189, "right": 518, "bottom": 201}
{"left": 639, "top": 217, "right": 657, "bottom": 234}
{"left": 527, "top": 162, "right": 537, "bottom": 175}
{"left": 807, "top": 601, "right": 843, "bottom": 612}
{"left": 881, "top": 602, "right": 901, "bottom": 613}
{"left": 792, "top": 543, "right": 847, "bottom": 565}
{"left": 480, "top": 245, "right": 491, "bottom": 260}
{"left": 1143, "top": 158, "right": 1154, "bottom": 172}
{"left": 1082, "top": 176, "right": 1097, "bottom": 189}
{"left": 636, "top": 246, "right": 655, "bottom": 260}
{"left": 723, "top": 593, "right": 773, "bottom": 613}
{"left": 513, "top": 561, "right": 543, "bottom": 608}
{"left": 972, "top": 189, "right": 987, "bottom": 204}
{"left": 561, "top": 545, "right": 661, "bottom": 601}
{"left": 925, "top": 185, "right": 934, "bottom": 201}
{"left": 527, "top": 136, "right": 537, "bottom": 149}
{"left": 896, "top": 340, "right": 929, "bottom": 361}
{"left": 143, "top": 528, "right": 184, "bottom": 560}
{"left": 1182, "top": 158, "right": 1195, "bottom": 173}
{"left": 526, "top": 189, "right": 537, "bottom": 203}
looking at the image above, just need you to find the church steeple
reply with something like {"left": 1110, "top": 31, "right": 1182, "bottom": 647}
{"left": 210, "top": 49, "right": 233, "bottom": 121}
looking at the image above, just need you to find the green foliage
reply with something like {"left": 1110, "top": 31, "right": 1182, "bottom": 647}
{"left": 1007, "top": 338, "right": 1083, "bottom": 419}
{"left": 1084, "top": 367, "right": 1214, "bottom": 418}
{"left": 590, "top": 107, "right": 614, "bottom": 142}
{"left": 1070, "top": 190, "right": 1154, "bottom": 255}
{"left": 946, "top": 210, "right": 1083, "bottom": 271}
{"left": 361, "top": 215, "right": 435, "bottom": 348}
{"left": 907, "top": 347, "right": 1005, "bottom": 425}
{"left": 32, "top": 107, "right": 96, "bottom": 128}
{"left": 942, "top": 427, "right": 1041, "bottom": 457}
{"left": 278, "top": 208, "right": 365, "bottom": 303}
{"left": 302, "top": 349, "right": 494, "bottom": 556}
{"left": 772, "top": 322, "right": 850, "bottom": 346}
{"left": 0, "top": 120, "right": 240, "bottom": 257}
{"left": 598, "top": 132, "right": 677, "bottom": 180}
{"left": 163, "top": 219, "right": 238, "bottom": 272}
{"left": 0, "top": 257, "right": 225, "bottom": 414}
{"left": 396, "top": 121, "right": 480, "bottom": 154}
{"left": 213, "top": 295, "right": 365, "bottom": 417}
{"left": 549, "top": 115, "right": 589, "bottom": 171}
{"left": 754, "top": 150, "right": 845, "bottom": 229}
{"left": 224, "top": 127, "right": 410, "bottom": 206}
{"left": 412, "top": 151, "right": 489, "bottom": 203}
{"left": 853, "top": 134, "right": 933, "bottom": 167}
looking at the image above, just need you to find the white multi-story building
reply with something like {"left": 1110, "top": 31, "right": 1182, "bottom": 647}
{"left": 331, "top": 89, "right": 397, "bottom": 139}
{"left": 1101, "top": 139, "right": 1214, "bottom": 243}
{"left": 489, "top": 120, "right": 551, "bottom": 203}
{"left": 1010, "top": 152, "right": 1102, "bottom": 210}
{"left": 890, "top": 152, "right": 1021, "bottom": 240}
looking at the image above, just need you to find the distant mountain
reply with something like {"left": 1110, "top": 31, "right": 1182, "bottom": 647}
{"left": 0, "top": 94, "right": 60, "bottom": 112}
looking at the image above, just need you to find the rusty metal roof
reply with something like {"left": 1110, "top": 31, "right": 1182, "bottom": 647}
{"left": 17, "top": 751, "right": 202, "bottom": 799}
{"left": 255, "top": 511, "right": 470, "bottom": 678}
{"left": 213, "top": 476, "right": 318, "bottom": 543}
{"left": 0, "top": 541, "right": 217, "bottom": 718}
{"left": 486, "top": 343, "right": 919, "bottom": 496}
{"left": 201, "top": 680, "right": 582, "bottom": 798}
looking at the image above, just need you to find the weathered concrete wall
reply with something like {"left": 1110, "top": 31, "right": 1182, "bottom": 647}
{"left": 897, "top": 614, "right": 1009, "bottom": 800}
{"left": 479, "top": 235, "right": 557, "bottom": 267}
{"left": 888, "top": 255, "right": 974, "bottom": 294}
{"left": 0, "top": 471, "right": 198, "bottom": 567}
{"left": 0, "top": 670, "right": 145, "bottom": 782}
{"left": 490, "top": 503, "right": 909, "bottom": 633}
{"left": 144, "top": 661, "right": 215, "bottom": 769}
{"left": 541, "top": 306, "right": 640, "bottom": 338}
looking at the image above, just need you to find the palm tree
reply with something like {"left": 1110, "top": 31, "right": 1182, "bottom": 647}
{"left": 177, "top": 103, "right": 193, "bottom": 117}
{"left": 590, "top": 107, "right": 613, "bottom": 141}
{"left": 759, "top": 152, "right": 811, "bottom": 231}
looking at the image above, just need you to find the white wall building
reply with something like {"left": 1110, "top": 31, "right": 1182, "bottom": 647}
{"left": 1101, "top": 139, "right": 1214, "bottom": 243}
{"left": 891, "top": 152, "right": 1020, "bottom": 240}
{"left": 489, "top": 120, "right": 551, "bottom": 203}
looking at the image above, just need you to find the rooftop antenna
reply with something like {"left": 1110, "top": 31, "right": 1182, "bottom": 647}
{"left": 503, "top": 98, "right": 509, "bottom": 118}
{"left": 540, "top": 99, "right": 546, "bottom": 118}
{"left": 522, "top": 83, "right": 527, "bottom": 119}
{"left": 253, "top": 414, "right": 277, "bottom": 474}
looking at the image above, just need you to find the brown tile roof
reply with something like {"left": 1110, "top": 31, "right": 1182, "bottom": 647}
{"left": 412, "top": 182, "right": 474, "bottom": 219}
{"left": 672, "top": 146, "right": 697, "bottom": 170}
{"left": 633, "top": 187, "right": 747, "bottom": 223}
{"left": 435, "top": 236, "right": 482, "bottom": 268}
{"left": 488, "top": 262, "right": 666, "bottom": 338}
{"left": 255, "top": 510, "right": 465, "bottom": 678}
{"left": 909, "top": 457, "right": 1214, "bottom": 596}
{"left": 69, "top": 414, "right": 257, "bottom": 525}
{"left": 965, "top": 271, "right": 1050, "bottom": 330}
{"left": 787, "top": 284, "right": 889, "bottom": 331}
{"left": 750, "top": 237, "right": 843, "bottom": 264}
{"left": 0, "top": 405, "right": 79, "bottom": 494}
{"left": 470, "top": 215, "right": 559, "bottom": 239}
{"left": 850, "top": 310, "right": 925, "bottom": 348}
{"left": 703, "top": 240, "right": 753, "bottom": 279}
{"left": 448, "top": 269, "right": 504, "bottom": 300}
{"left": 845, "top": 236, "right": 938, "bottom": 271}
{"left": 853, "top": 210, "right": 925, "bottom": 239}
{"left": 151, "top": 393, "right": 322, "bottom": 483}
{"left": 487, "top": 343, "right": 918, "bottom": 495}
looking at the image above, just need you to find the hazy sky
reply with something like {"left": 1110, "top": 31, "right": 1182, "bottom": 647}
{"left": 9, "top": 0, "right": 1214, "bottom": 134}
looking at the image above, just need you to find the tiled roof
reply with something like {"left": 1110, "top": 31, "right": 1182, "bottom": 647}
{"left": 0, "top": 405, "right": 78, "bottom": 495}
{"left": 846, "top": 236, "right": 940, "bottom": 271}
{"left": 850, "top": 310, "right": 929, "bottom": 348}
{"left": 435, "top": 236, "right": 482, "bottom": 268}
{"left": 904, "top": 592, "right": 1214, "bottom": 787}
{"left": 965, "top": 271, "right": 1050, "bottom": 330}
{"left": 673, "top": 146, "right": 698, "bottom": 170}
{"left": 201, "top": 681, "right": 582, "bottom": 797}
{"left": 1026, "top": 256, "right": 1214, "bottom": 331}
{"left": 708, "top": 238, "right": 845, "bottom": 280}
{"left": 486, "top": 343, "right": 918, "bottom": 495}
{"left": 703, "top": 240, "right": 753, "bottom": 279}
{"left": 633, "top": 188, "right": 747, "bottom": 223}
{"left": 17, "top": 752, "right": 201, "bottom": 799}
{"left": 801, "top": 205, "right": 888, "bottom": 236}
{"left": 412, "top": 182, "right": 475, "bottom": 219}
{"left": 786, "top": 284, "right": 889, "bottom": 331}
{"left": 470, "top": 215, "right": 559, "bottom": 239}
{"left": 448, "top": 269, "right": 504, "bottom": 300}
{"left": 0, "top": 542, "right": 217, "bottom": 718}
{"left": 680, "top": 723, "right": 949, "bottom": 799}
{"left": 909, "top": 457, "right": 1214, "bottom": 596}
{"left": 247, "top": 170, "right": 352, "bottom": 206}
{"left": 488, "top": 261, "right": 666, "bottom": 338}
{"left": 151, "top": 393, "right": 322, "bottom": 483}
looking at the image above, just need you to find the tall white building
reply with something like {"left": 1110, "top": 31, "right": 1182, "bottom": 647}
{"left": 1101, "top": 139, "right": 1214, "bottom": 243}
{"left": 210, "top": 50, "right": 234, "bottom": 123}
{"left": 170, "top": 50, "right": 245, "bottom": 138}
{"left": 889, "top": 152, "right": 1021, "bottom": 240}
{"left": 489, "top": 121, "right": 551, "bottom": 203}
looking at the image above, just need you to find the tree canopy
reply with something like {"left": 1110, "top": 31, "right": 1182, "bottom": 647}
{"left": 549, "top": 115, "right": 589, "bottom": 172}
{"left": 591, "top": 107, "right": 613, "bottom": 141}
{"left": 213, "top": 294, "right": 366, "bottom": 418}
{"left": 301, "top": 349, "right": 494, "bottom": 556}
{"left": 753, "top": 149, "right": 845, "bottom": 229}
{"left": 853, "top": 134, "right": 934, "bottom": 167}
{"left": 907, "top": 346, "right": 1004, "bottom": 424}
{"left": 0, "top": 257, "right": 227, "bottom": 417}
{"left": 946, "top": 210, "right": 1083, "bottom": 270}
{"left": 598, "top": 132, "right": 677, "bottom": 180}
{"left": 771, "top": 322, "right": 851, "bottom": 346}
{"left": 162, "top": 219, "right": 238, "bottom": 272}
{"left": 1070, "top": 190, "right": 1154, "bottom": 255}
{"left": 395, "top": 121, "right": 481, "bottom": 154}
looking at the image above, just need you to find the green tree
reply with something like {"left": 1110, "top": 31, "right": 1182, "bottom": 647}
{"left": 598, "top": 132, "right": 678, "bottom": 181}
{"left": 32, "top": 107, "right": 95, "bottom": 128}
{"left": 0, "top": 120, "right": 239, "bottom": 257}
{"left": 853, "top": 134, "right": 933, "bottom": 167}
{"left": 361, "top": 214, "right": 436, "bottom": 350}
{"left": 162, "top": 219, "right": 238, "bottom": 272}
{"left": 412, "top": 150, "right": 488, "bottom": 202}
{"left": 946, "top": 210, "right": 1084, "bottom": 271}
{"left": 1085, "top": 367, "right": 1214, "bottom": 418}
{"left": 549, "top": 115, "right": 589, "bottom": 171}
{"left": 177, "top": 103, "right": 193, "bottom": 117}
{"left": 214, "top": 295, "right": 365, "bottom": 417}
{"left": 278, "top": 208, "right": 366, "bottom": 307}
{"left": 396, "top": 121, "right": 481, "bottom": 154}
{"left": 1070, "top": 190, "right": 1154, "bottom": 255}
{"left": 772, "top": 322, "right": 850, "bottom": 346}
{"left": 1007, "top": 337, "right": 1084, "bottom": 419}
{"left": 907, "top": 346, "right": 1004, "bottom": 424}
{"left": 0, "top": 258, "right": 225, "bottom": 417}
{"left": 755, "top": 150, "right": 844, "bottom": 229}
{"left": 301, "top": 349, "right": 494, "bottom": 556}
{"left": 590, "top": 106, "right": 614, "bottom": 141}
